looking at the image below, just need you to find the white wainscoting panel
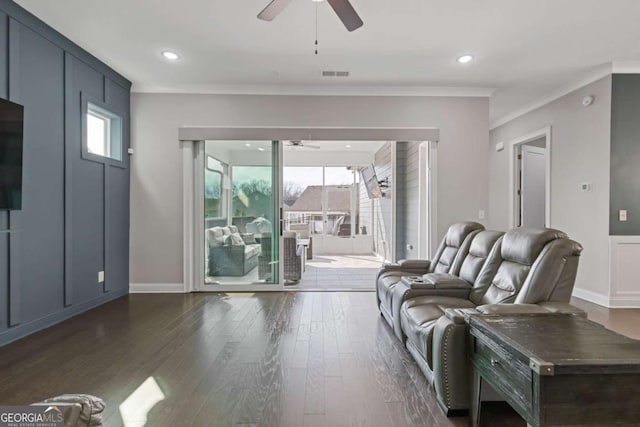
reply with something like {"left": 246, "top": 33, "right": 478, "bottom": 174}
{"left": 609, "top": 236, "right": 640, "bottom": 308}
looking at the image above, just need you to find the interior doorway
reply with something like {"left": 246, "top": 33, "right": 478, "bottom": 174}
{"left": 509, "top": 127, "right": 551, "bottom": 229}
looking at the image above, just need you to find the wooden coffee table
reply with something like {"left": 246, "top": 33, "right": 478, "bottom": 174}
{"left": 468, "top": 313, "right": 640, "bottom": 427}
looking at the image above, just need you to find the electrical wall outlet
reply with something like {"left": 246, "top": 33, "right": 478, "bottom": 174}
{"left": 619, "top": 210, "right": 628, "bottom": 222}
{"left": 98, "top": 271, "right": 105, "bottom": 283}
{"left": 406, "top": 244, "right": 414, "bottom": 251}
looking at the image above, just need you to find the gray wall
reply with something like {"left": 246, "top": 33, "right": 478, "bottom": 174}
{"left": 0, "top": 0, "right": 131, "bottom": 345}
{"left": 610, "top": 74, "right": 640, "bottom": 235}
{"left": 131, "top": 93, "right": 489, "bottom": 286}
{"left": 489, "top": 76, "right": 612, "bottom": 297}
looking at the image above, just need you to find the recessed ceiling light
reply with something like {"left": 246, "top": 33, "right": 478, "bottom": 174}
{"left": 258, "top": 147, "right": 265, "bottom": 152}
{"left": 161, "top": 50, "right": 180, "bottom": 61}
{"left": 345, "top": 145, "right": 352, "bottom": 149}
{"left": 311, "top": 0, "right": 325, "bottom": 2}
{"left": 457, "top": 54, "right": 473, "bottom": 64}
{"left": 245, "top": 143, "right": 251, "bottom": 147}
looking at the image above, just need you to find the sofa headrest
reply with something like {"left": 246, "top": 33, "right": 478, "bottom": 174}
{"left": 501, "top": 228, "right": 568, "bottom": 265}
{"left": 469, "top": 230, "right": 504, "bottom": 258}
{"left": 445, "top": 221, "right": 485, "bottom": 247}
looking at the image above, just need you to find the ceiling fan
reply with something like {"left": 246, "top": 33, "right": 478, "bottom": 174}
{"left": 287, "top": 140, "right": 321, "bottom": 149}
{"left": 258, "top": 0, "right": 364, "bottom": 32}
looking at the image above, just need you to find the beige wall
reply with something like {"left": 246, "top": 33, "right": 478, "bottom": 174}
{"left": 489, "top": 76, "right": 612, "bottom": 297}
{"left": 130, "top": 93, "right": 489, "bottom": 286}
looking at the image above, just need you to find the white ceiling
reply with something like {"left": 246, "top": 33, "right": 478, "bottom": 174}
{"left": 16, "top": 0, "right": 640, "bottom": 123}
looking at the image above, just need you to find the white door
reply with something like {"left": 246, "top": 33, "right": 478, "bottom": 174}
{"left": 519, "top": 145, "right": 546, "bottom": 228}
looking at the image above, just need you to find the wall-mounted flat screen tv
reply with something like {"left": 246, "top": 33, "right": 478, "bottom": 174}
{"left": 0, "top": 98, "right": 24, "bottom": 210}
{"left": 360, "top": 164, "right": 383, "bottom": 199}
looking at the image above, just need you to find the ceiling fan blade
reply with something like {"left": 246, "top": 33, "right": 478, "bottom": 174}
{"left": 326, "top": 0, "right": 363, "bottom": 32}
{"left": 257, "top": 0, "right": 293, "bottom": 21}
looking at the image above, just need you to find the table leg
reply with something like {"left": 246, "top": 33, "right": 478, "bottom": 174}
{"left": 470, "top": 369, "right": 482, "bottom": 427}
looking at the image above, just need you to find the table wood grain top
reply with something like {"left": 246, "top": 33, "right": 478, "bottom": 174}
{"left": 469, "top": 313, "right": 640, "bottom": 374}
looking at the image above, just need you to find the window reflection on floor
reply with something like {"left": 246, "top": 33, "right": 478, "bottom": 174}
{"left": 119, "top": 377, "right": 166, "bottom": 427}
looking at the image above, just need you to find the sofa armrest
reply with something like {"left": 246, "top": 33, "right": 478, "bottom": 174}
{"left": 401, "top": 274, "right": 472, "bottom": 290}
{"left": 381, "top": 259, "right": 430, "bottom": 273}
{"left": 391, "top": 282, "right": 472, "bottom": 340}
{"left": 537, "top": 302, "right": 587, "bottom": 316}
{"left": 444, "top": 308, "right": 480, "bottom": 325}
{"left": 475, "top": 303, "right": 586, "bottom": 316}
{"left": 432, "top": 313, "right": 473, "bottom": 411}
{"left": 475, "top": 303, "right": 552, "bottom": 315}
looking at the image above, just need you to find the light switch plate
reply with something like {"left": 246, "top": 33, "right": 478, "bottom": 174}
{"left": 98, "top": 271, "right": 105, "bottom": 283}
{"left": 496, "top": 142, "right": 504, "bottom": 152}
{"left": 619, "top": 210, "right": 628, "bottom": 222}
{"left": 478, "top": 210, "right": 486, "bottom": 220}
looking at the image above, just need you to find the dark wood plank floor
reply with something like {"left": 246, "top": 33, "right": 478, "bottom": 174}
{"left": 0, "top": 292, "right": 635, "bottom": 427}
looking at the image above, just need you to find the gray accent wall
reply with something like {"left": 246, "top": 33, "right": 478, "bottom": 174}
{"left": 489, "top": 76, "right": 612, "bottom": 298}
{"left": 0, "top": 0, "right": 131, "bottom": 345}
{"left": 610, "top": 74, "right": 640, "bottom": 235}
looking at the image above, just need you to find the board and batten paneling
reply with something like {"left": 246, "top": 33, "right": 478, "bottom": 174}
{"left": 9, "top": 18, "right": 65, "bottom": 323}
{"left": 0, "top": 10, "right": 8, "bottom": 333}
{"left": 0, "top": 0, "right": 131, "bottom": 345}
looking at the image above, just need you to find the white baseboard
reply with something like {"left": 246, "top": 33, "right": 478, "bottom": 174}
{"left": 129, "top": 283, "right": 186, "bottom": 293}
{"left": 572, "top": 287, "right": 610, "bottom": 308}
{"left": 607, "top": 297, "right": 640, "bottom": 309}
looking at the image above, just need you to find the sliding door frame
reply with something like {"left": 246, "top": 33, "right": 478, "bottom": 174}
{"left": 180, "top": 127, "right": 440, "bottom": 293}
{"left": 186, "top": 140, "right": 285, "bottom": 292}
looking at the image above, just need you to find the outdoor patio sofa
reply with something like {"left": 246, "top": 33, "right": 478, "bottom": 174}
{"left": 207, "top": 225, "right": 261, "bottom": 276}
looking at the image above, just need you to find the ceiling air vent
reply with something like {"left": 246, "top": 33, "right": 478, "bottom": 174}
{"left": 322, "top": 70, "right": 350, "bottom": 77}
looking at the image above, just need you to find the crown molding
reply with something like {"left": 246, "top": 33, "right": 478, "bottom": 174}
{"left": 611, "top": 61, "right": 640, "bottom": 74}
{"left": 132, "top": 83, "right": 495, "bottom": 98}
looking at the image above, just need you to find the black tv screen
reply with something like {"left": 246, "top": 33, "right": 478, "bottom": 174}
{"left": 360, "top": 164, "right": 383, "bottom": 199}
{"left": 0, "top": 98, "right": 24, "bottom": 210}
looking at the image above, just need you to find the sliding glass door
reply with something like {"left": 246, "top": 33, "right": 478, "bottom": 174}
{"left": 196, "top": 140, "right": 282, "bottom": 290}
